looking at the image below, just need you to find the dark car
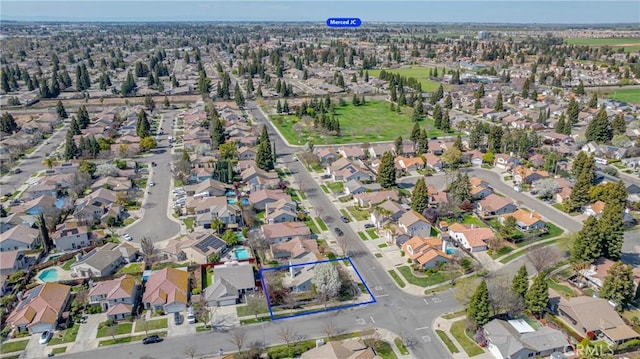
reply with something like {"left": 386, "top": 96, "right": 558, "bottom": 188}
{"left": 340, "top": 216, "right": 350, "bottom": 223}
{"left": 143, "top": 335, "right": 163, "bottom": 344}
{"left": 174, "top": 312, "right": 182, "bottom": 325}
{"left": 334, "top": 227, "right": 344, "bottom": 236}
{"left": 364, "top": 223, "right": 374, "bottom": 229}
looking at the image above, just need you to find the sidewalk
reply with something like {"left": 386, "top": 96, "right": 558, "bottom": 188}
{"left": 432, "top": 315, "right": 493, "bottom": 359}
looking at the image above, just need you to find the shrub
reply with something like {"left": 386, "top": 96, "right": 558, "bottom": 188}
{"left": 192, "top": 288, "right": 202, "bottom": 295}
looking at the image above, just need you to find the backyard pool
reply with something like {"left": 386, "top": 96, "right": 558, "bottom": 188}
{"left": 227, "top": 198, "right": 250, "bottom": 206}
{"left": 47, "top": 253, "right": 65, "bottom": 261}
{"left": 38, "top": 268, "right": 59, "bottom": 282}
{"left": 234, "top": 248, "right": 250, "bottom": 260}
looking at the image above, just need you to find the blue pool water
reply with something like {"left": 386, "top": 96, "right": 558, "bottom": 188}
{"left": 446, "top": 248, "right": 455, "bottom": 255}
{"left": 38, "top": 269, "right": 59, "bottom": 282}
{"left": 47, "top": 253, "right": 64, "bottom": 261}
{"left": 234, "top": 248, "right": 250, "bottom": 260}
{"left": 227, "top": 198, "right": 249, "bottom": 205}
{"left": 226, "top": 191, "right": 236, "bottom": 197}
{"left": 228, "top": 198, "right": 236, "bottom": 204}
{"left": 55, "top": 197, "right": 67, "bottom": 209}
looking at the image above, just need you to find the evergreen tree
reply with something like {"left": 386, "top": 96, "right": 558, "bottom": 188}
{"left": 377, "top": 151, "right": 396, "bottom": 189}
{"left": 163, "top": 96, "right": 170, "bottom": 108}
{"left": 410, "top": 122, "right": 421, "bottom": 143}
{"left": 567, "top": 98, "right": 579, "bottom": 124}
{"left": 282, "top": 100, "right": 289, "bottom": 113}
{"left": 475, "top": 83, "right": 485, "bottom": 99}
{"left": 454, "top": 134, "right": 463, "bottom": 151}
{"left": 136, "top": 110, "right": 151, "bottom": 138}
{"left": 469, "top": 122, "right": 483, "bottom": 150}
{"left": 0, "top": 112, "right": 18, "bottom": 134}
{"left": 276, "top": 100, "right": 282, "bottom": 114}
{"left": 571, "top": 151, "right": 591, "bottom": 179}
{"left": 575, "top": 80, "right": 585, "bottom": 95}
{"left": 435, "top": 84, "right": 444, "bottom": 101}
{"left": 444, "top": 94, "right": 453, "bottom": 109}
{"left": 554, "top": 115, "right": 566, "bottom": 134}
{"left": 611, "top": 113, "right": 626, "bottom": 136}
{"left": 512, "top": 265, "right": 529, "bottom": 299}
{"left": 494, "top": 91, "right": 504, "bottom": 111}
{"left": 600, "top": 262, "right": 636, "bottom": 311}
{"left": 69, "top": 116, "right": 81, "bottom": 135}
{"left": 77, "top": 105, "right": 90, "bottom": 129}
{"left": 570, "top": 216, "right": 602, "bottom": 263}
{"left": 525, "top": 275, "right": 549, "bottom": 318}
{"left": 568, "top": 166, "right": 594, "bottom": 212}
{"left": 441, "top": 110, "right": 451, "bottom": 133}
{"left": 63, "top": 130, "right": 77, "bottom": 160}
{"left": 211, "top": 117, "right": 225, "bottom": 148}
{"left": 467, "top": 280, "right": 490, "bottom": 326}
{"left": 585, "top": 107, "right": 612, "bottom": 143}
{"left": 599, "top": 202, "right": 624, "bottom": 260}
{"left": 256, "top": 125, "right": 274, "bottom": 171}
{"left": 473, "top": 98, "right": 481, "bottom": 113}
{"left": 587, "top": 92, "right": 598, "bottom": 108}
{"left": 433, "top": 104, "right": 443, "bottom": 129}
{"left": 411, "top": 178, "right": 430, "bottom": 213}
{"left": 447, "top": 172, "right": 472, "bottom": 204}
{"left": 234, "top": 83, "right": 245, "bottom": 106}
{"left": 394, "top": 136, "right": 403, "bottom": 154}
{"left": 56, "top": 100, "right": 68, "bottom": 119}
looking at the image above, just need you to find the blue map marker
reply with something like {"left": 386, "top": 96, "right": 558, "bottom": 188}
{"left": 326, "top": 18, "right": 361, "bottom": 28}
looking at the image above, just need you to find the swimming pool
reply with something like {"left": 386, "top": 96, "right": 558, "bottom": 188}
{"left": 47, "top": 253, "right": 65, "bottom": 261}
{"left": 234, "top": 248, "right": 250, "bottom": 260}
{"left": 38, "top": 268, "right": 59, "bottom": 282}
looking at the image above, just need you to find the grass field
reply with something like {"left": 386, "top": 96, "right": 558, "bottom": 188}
{"left": 388, "top": 269, "right": 406, "bottom": 288}
{"left": 369, "top": 67, "right": 447, "bottom": 92}
{"left": 450, "top": 320, "right": 484, "bottom": 357}
{"left": 0, "top": 340, "right": 29, "bottom": 353}
{"left": 270, "top": 100, "right": 445, "bottom": 145}
{"left": 96, "top": 322, "right": 133, "bottom": 338}
{"left": 48, "top": 325, "right": 79, "bottom": 345}
{"left": 397, "top": 266, "right": 446, "bottom": 287}
{"left": 565, "top": 37, "right": 640, "bottom": 52}
{"left": 436, "top": 330, "right": 460, "bottom": 353}
{"left": 601, "top": 88, "right": 640, "bottom": 104}
{"left": 134, "top": 318, "right": 167, "bottom": 332}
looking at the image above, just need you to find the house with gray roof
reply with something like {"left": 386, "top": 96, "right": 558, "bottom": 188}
{"left": 203, "top": 261, "right": 255, "bottom": 306}
{"left": 483, "top": 318, "right": 568, "bottom": 359}
{"left": 71, "top": 243, "right": 124, "bottom": 278}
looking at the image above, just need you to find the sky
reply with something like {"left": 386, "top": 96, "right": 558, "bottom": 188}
{"left": 1, "top": 0, "right": 639, "bottom": 24}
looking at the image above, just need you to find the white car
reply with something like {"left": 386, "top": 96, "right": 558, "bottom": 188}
{"left": 39, "top": 330, "right": 53, "bottom": 344}
{"left": 149, "top": 182, "right": 156, "bottom": 187}
{"left": 123, "top": 234, "right": 133, "bottom": 241}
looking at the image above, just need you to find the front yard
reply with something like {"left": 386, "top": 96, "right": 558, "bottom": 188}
{"left": 397, "top": 266, "right": 447, "bottom": 287}
{"left": 325, "top": 181, "right": 344, "bottom": 194}
{"left": 48, "top": 324, "right": 80, "bottom": 345}
{"left": 96, "top": 322, "right": 133, "bottom": 338}
{"left": 134, "top": 318, "right": 167, "bottom": 332}
{"left": 346, "top": 206, "right": 370, "bottom": 221}
{"left": 0, "top": 339, "right": 29, "bottom": 353}
{"left": 450, "top": 320, "right": 484, "bottom": 357}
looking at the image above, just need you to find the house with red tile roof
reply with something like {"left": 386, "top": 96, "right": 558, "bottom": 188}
{"left": 270, "top": 237, "right": 319, "bottom": 260}
{"left": 89, "top": 275, "right": 138, "bottom": 320}
{"left": 142, "top": 267, "right": 189, "bottom": 314}
{"left": 584, "top": 200, "right": 606, "bottom": 217}
{"left": 6, "top": 282, "right": 71, "bottom": 333}
{"left": 261, "top": 222, "right": 311, "bottom": 244}
{"left": 401, "top": 236, "right": 452, "bottom": 268}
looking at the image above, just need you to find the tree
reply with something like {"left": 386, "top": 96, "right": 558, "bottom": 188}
{"left": 163, "top": 96, "right": 170, "bottom": 108}
{"left": 377, "top": 151, "right": 396, "bottom": 188}
{"left": 441, "top": 110, "right": 451, "bottom": 132}
{"left": 585, "top": 107, "right": 612, "bottom": 143}
{"left": 432, "top": 104, "right": 442, "bottom": 129}
{"left": 587, "top": 92, "right": 598, "bottom": 108}
{"left": 575, "top": 80, "right": 585, "bottom": 95}
{"left": 221, "top": 230, "right": 239, "bottom": 246}
{"left": 0, "top": 112, "right": 18, "bottom": 134}
{"left": 245, "top": 294, "right": 267, "bottom": 320}
{"left": 107, "top": 322, "right": 118, "bottom": 342}
{"left": 183, "top": 345, "right": 197, "bottom": 359}
{"left": 512, "top": 265, "right": 529, "bottom": 299}
{"left": 600, "top": 262, "right": 636, "bottom": 311}
{"left": 467, "top": 280, "right": 490, "bottom": 327}
{"left": 567, "top": 98, "right": 579, "bottom": 124}
{"left": 611, "top": 113, "right": 626, "bottom": 136}
{"left": 442, "top": 147, "right": 462, "bottom": 169}
{"left": 312, "top": 262, "right": 341, "bottom": 303}
{"left": 532, "top": 178, "right": 559, "bottom": 199}
{"left": 277, "top": 325, "right": 296, "bottom": 347}
{"left": 234, "top": 83, "right": 245, "bottom": 107}
{"left": 42, "top": 157, "right": 56, "bottom": 169}
{"left": 140, "top": 137, "right": 157, "bottom": 151}
{"left": 570, "top": 216, "right": 601, "bottom": 263}
{"left": 411, "top": 178, "right": 429, "bottom": 213}
{"left": 56, "top": 100, "right": 67, "bottom": 119}
{"left": 144, "top": 94, "right": 155, "bottom": 112}
{"left": 322, "top": 319, "right": 338, "bottom": 338}
{"left": 525, "top": 274, "right": 548, "bottom": 318}
{"left": 494, "top": 91, "right": 503, "bottom": 111}
{"left": 136, "top": 110, "right": 151, "bottom": 138}
{"left": 228, "top": 327, "right": 247, "bottom": 353}
{"left": 527, "top": 246, "right": 560, "bottom": 273}
{"left": 499, "top": 216, "right": 517, "bottom": 240}
{"left": 64, "top": 130, "right": 78, "bottom": 160}
{"left": 197, "top": 71, "right": 211, "bottom": 97}
{"left": 410, "top": 122, "right": 421, "bottom": 143}
{"left": 79, "top": 160, "right": 97, "bottom": 177}
{"left": 138, "top": 317, "right": 149, "bottom": 336}
{"left": 140, "top": 237, "right": 157, "bottom": 266}
{"left": 447, "top": 172, "right": 471, "bottom": 204}
{"left": 598, "top": 202, "right": 624, "bottom": 260}
{"left": 589, "top": 181, "right": 627, "bottom": 207}
{"left": 568, "top": 163, "right": 594, "bottom": 212}
{"left": 488, "top": 276, "right": 525, "bottom": 318}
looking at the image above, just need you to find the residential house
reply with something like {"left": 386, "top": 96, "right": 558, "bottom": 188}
{"left": 88, "top": 275, "right": 138, "bottom": 320}
{"left": 337, "top": 146, "right": 366, "bottom": 160}
{"left": 401, "top": 236, "right": 452, "bottom": 269}
{"left": 578, "top": 257, "right": 640, "bottom": 291}
{"left": 10, "top": 195, "right": 57, "bottom": 216}
{"left": 270, "top": 237, "right": 319, "bottom": 260}
{"left": 423, "top": 153, "right": 444, "bottom": 172}
{"left": 368, "top": 143, "right": 395, "bottom": 159}
{"left": 53, "top": 162, "right": 79, "bottom": 175}
{"left": 448, "top": 223, "right": 496, "bottom": 252}
{"left": 344, "top": 180, "right": 381, "bottom": 195}
{"left": 52, "top": 223, "right": 92, "bottom": 251}
{"left": 71, "top": 243, "right": 124, "bottom": 277}
{"left": 369, "top": 200, "right": 406, "bottom": 228}
{"left": 0, "top": 250, "right": 27, "bottom": 276}
{"left": 300, "top": 339, "right": 379, "bottom": 359}
{"left": 181, "top": 232, "right": 228, "bottom": 264}
{"left": 282, "top": 253, "right": 321, "bottom": 293}
{"left": 184, "top": 179, "right": 229, "bottom": 197}
{"left": 314, "top": 147, "right": 337, "bottom": 163}
{"left": 332, "top": 163, "right": 373, "bottom": 182}
{"left": 249, "top": 189, "right": 291, "bottom": 211}
{"left": 6, "top": 282, "right": 71, "bottom": 333}
{"left": 354, "top": 190, "right": 399, "bottom": 207}
{"left": 241, "top": 165, "right": 280, "bottom": 191}
{"left": 142, "top": 267, "right": 189, "bottom": 314}
{"left": 477, "top": 194, "right": 517, "bottom": 218}
{"left": 190, "top": 167, "right": 213, "bottom": 183}
{"left": 513, "top": 166, "right": 549, "bottom": 185}
{"left": 583, "top": 200, "right": 606, "bottom": 217}
{"left": 261, "top": 222, "right": 312, "bottom": 244}
{"left": 395, "top": 156, "right": 425, "bottom": 172}
{"left": 237, "top": 147, "right": 257, "bottom": 161}
{"left": 189, "top": 196, "right": 241, "bottom": 229}
{"left": 203, "top": 261, "right": 255, "bottom": 306}
{"left": 74, "top": 188, "right": 123, "bottom": 225}
{"left": 552, "top": 294, "right": 639, "bottom": 345}
{"left": 494, "top": 154, "right": 520, "bottom": 170}
{"left": 264, "top": 198, "right": 299, "bottom": 224}
{"left": 22, "top": 182, "right": 58, "bottom": 201}
{"left": 499, "top": 209, "right": 546, "bottom": 232}
{"left": 467, "top": 150, "right": 484, "bottom": 167}
{"left": 470, "top": 177, "right": 493, "bottom": 200}
{"left": 398, "top": 211, "right": 432, "bottom": 237}
{"left": 483, "top": 318, "right": 568, "bottom": 359}
{"left": 90, "top": 177, "right": 132, "bottom": 193}
{"left": 555, "top": 187, "right": 572, "bottom": 204}
{"left": 0, "top": 224, "right": 40, "bottom": 252}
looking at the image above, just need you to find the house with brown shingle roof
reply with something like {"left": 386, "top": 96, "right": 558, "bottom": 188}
{"left": 6, "top": 282, "right": 71, "bottom": 333}
{"left": 401, "top": 236, "right": 452, "bottom": 269}
{"left": 448, "top": 223, "right": 496, "bottom": 252}
{"left": 354, "top": 190, "right": 399, "bottom": 207}
{"left": 142, "top": 267, "right": 189, "bottom": 314}
{"left": 261, "top": 222, "right": 312, "bottom": 244}
{"left": 270, "top": 237, "right": 319, "bottom": 260}
{"left": 89, "top": 275, "right": 138, "bottom": 320}
{"left": 555, "top": 187, "right": 572, "bottom": 204}
{"left": 0, "top": 224, "right": 40, "bottom": 252}
{"left": 499, "top": 208, "right": 546, "bottom": 232}
{"left": 476, "top": 194, "right": 517, "bottom": 218}
{"left": 398, "top": 211, "right": 432, "bottom": 237}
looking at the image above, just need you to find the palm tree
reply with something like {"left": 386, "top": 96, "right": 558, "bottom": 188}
{"left": 211, "top": 218, "right": 225, "bottom": 235}
{"left": 42, "top": 158, "right": 56, "bottom": 169}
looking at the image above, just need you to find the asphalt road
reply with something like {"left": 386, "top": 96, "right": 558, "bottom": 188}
{"left": 122, "top": 110, "right": 181, "bottom": 243}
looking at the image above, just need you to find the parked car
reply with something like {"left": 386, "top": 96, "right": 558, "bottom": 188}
{"left": 334, "top": 227, "right": 344, "bottom": 236}
{"left": 340, "top": 216, "right": 350, "bottom": 223}
{"left": 143, "top": 335, "right": 163, "bottom": 344}
{"left": 39, "top": 330, "right": 53, "bottom": 344}
{"left": 364, "top": 223, "right": 374, "bottom": 229}
{"left": 174, "top": 312, "right": 182, "bottom": 325}
{"left": 123, "top": 234, "right": 133, "bottom": 241}
{"left": 187, "top": 313, "right": 196, "bottom": 324}
{"left": 149, "top": 182, "right": 156, "bottom": 187}
{"left": 14, "top": 168, "right": 22, "bottom": 174}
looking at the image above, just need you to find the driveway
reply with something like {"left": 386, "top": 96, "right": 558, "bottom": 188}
{"left": 23, "top": 333, "right": 47, "bottom": 359}
{"left": 66, "top": 312, "right": 106, "bottom": 354}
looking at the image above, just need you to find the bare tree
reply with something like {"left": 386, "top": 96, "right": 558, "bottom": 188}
{"left": 140, "top": 237, "right": 157, "bottom": 267}
{"left": 107, "top": 323, "right": 118, "bottom": 342}
{"left": 336, "top": 235, "right": 350, "bottom": 257}
{"left": 245, "top": 294, "right": 267, "bottom": 320}
{"left": 322, "top": 319, "right": 337, "bottom": 338}
{"left": 453, "top": 276, "right": 481, "bottom": 307}
{"left": 183, "top": 344, "right": 197, "bottom": 359}
{"left": 138, "top": 317, "right": 149, "bottom": 336}
{"left": 526, "top": 246, "right": 560, "bottom": 273}
{"left": 487, "top": 276, "right": 525, "bottom": 317}
{"left": 228, "top": 327, "right": 247, "bottom": 353}
{"left": 277, "top": 325, "right": 296, "bottom": 347}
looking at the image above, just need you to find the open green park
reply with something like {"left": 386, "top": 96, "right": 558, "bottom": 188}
{"left": 564, "top": 37, "right": 640, "bottom": 52}
{"left": 600, "top": 88, "right": 640, "bottom": 104}
{"left": 368, "top": 67, "right": 448, "bottom": 92}
{"left": 270, "top": 100, "right": 446, "bottom": 145}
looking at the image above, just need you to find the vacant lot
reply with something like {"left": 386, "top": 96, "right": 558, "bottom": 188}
{"left": 601, "top": 88, "right": 640, "bottom": 104}
{"left": 270, "top": 100, "right": 443, "bottom": 145}
{"left": 369, "top": 67, "right": 447, "bottom": 92}
{"left": 565, "top": 37, "right": 640, "bottom": 53}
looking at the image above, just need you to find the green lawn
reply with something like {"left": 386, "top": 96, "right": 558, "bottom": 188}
{"left": 339, "top": 209, "right": 353, "bottom": 221}
{"left": 203, "top": 268, "right": 213, "bottom": 288}
{"left": 305, "top": 219, "right": 320, "bottom": 234}
{"left": 602, "top": 88, "right": 640, "bottom": 104}
{"left": 369, "top": 67, "right": 447, "bottom": 92}
{"left": 461, "top": 215, "right": 486, "bottom": 228}
{"left": 96, "top": 322, "right": 133, "bottom": 338}
{"left": 297, "top": 190, "right": 307, "bottom": 200}
{"left": 397, "top": 266, "right": 446, "bottom": 287}
{"left": 239, "top": 316, "right": 272, "bottom": 325}
{"left": 0, "top": 339, "right": 29, "bottom": 353}
{"left": 316, "top": 217, "right": 328, "bottom": 231}
{"left": 182, "top": 217, "right": 194, "bottom": 231}
{"left": 134, "top": 318, "right": 167, "bottom": 332}
{"left": 270, "top": 100, "right": 445, "bottom": 145}
{"left": 378, "top": 243, "right": 388, "bottom": 248}
{"left": 535, "top": 222, "right": 564, "bottom": 242}
{"left": 98, "top": 331, "right": 167, "bottom": 347}
{"left": 118, "top": 262, "right": 143, "bottom": 275}
{"left": 61, "top": 258, "right": 76, "bottom": 271}
{"left": 436, "top": 330, "right": 460, "bottom": 353}
{"left": 375, "top": 253, "right": 383, "bottom": 258}
{"left": 388, "top": 270, "right": 406, "bottom": 288}
{"left": 346, "top": 206, "right": 370, "bottom": 221}
{"left": 320, "top": 184, "right": 330, "bottom": 193}
{"left": 373, "top": 340, "right": 398, "bottom": 359}
{"left": 48, "top": 325, "right": 79, "bottom": 345}
{"left": 236, "top": 303, "right": 270, "bottom": 317}
{"left": 547, "top": 278, "right": 576, "bottom": 298}
{"left": 51, "top": 346, "right": 67, "bottom": 355}
{"left": 394, "top": 338, "right": 409, "bottom": 355}
{"left": 358, "top": 231, "right": 369, "bottom": 241}
{"left": 450, "top": 320, "right": 484, "bottom": 357}
{"left": 442, "top": 310, "right": 466, "bottom": 319}
{"left": 326, "top": 181, "right": 344, "bottom": 194}
{"left": 499, "top": 236, "right": 567, "bottom": 264}
{"left": 564, "top": 37, "right": 640, "bottom": 52}
{"left": 366, "top": 229, "right": 379, "bottom": 239}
